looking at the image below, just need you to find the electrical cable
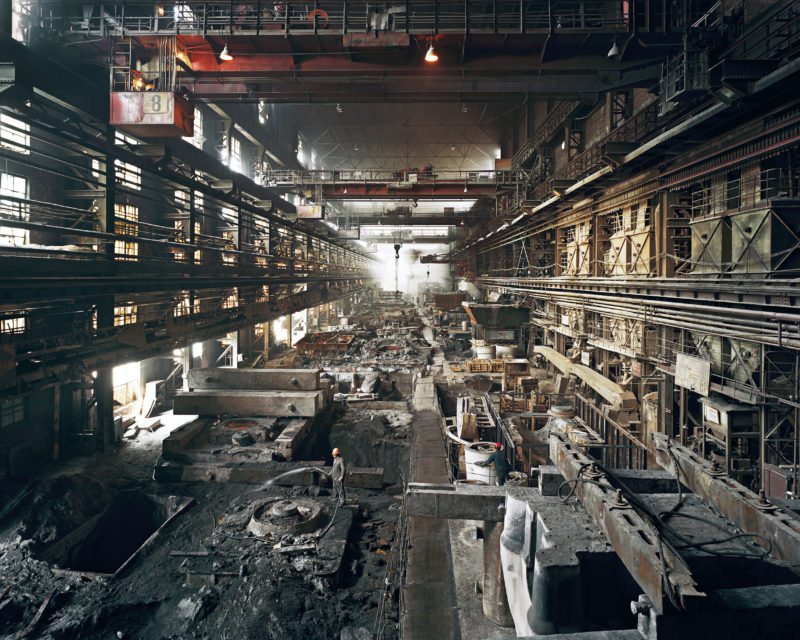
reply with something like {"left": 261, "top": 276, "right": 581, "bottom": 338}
{"left": 596, "top": 455, "right": 772, "bottom": 560}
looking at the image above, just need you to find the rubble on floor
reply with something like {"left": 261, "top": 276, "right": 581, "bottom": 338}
{"left": 0, "top": 363, "right": 413, "bottom": 640}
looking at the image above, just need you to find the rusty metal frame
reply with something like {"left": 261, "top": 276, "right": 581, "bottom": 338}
{"left": 652, "top": 433, "right": 800, "bottom": 563}
{"left": 549, "top": 433, "right": 705, "bottom": 614}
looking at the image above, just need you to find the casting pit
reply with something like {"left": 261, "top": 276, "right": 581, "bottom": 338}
{"left": 246, "top": 498, "right": 328, "bottom": 538}
{"left": 36, "top": 491, "right": 192, "bottom": 575}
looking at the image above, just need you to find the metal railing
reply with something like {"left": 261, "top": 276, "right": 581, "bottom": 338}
{"left": 721, "top": 0, "right": 800, "bottom": 62}
{"left": 512, "top": 99, "right": 581, "bottom": 171}
{"left": 573, "top": 393, "right": 647, "bottom": 469}
{"left": 263, "top": 168, "right": 517, "bottom": 188}
{"left": 497, "top": 391, "right": 575, "bottom": 485}
{"left": 690, "top": 167, "right": 799, "bottom": 220}
{"left": 493, "top": 391, "right": 648, "bottom": 480}
{"left": 524, "top": 100, "right": 661, "bottom": 205}
{"left": 16, "top": 1, "right": 628, "bottom": 39}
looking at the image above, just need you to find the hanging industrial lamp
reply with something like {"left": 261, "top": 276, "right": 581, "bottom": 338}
{"left": 220, "top": 45, "right": 233, "bottom": 61}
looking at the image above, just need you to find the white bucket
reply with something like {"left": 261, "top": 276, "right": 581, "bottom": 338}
{"left": 496, "top": 344, "right": 519, "bottom": 358}
{"left": 476, "top": 345, "right": 496, "bottom": 359}
{"left": 465, "top": 441, "right": 497, "bottom": 484}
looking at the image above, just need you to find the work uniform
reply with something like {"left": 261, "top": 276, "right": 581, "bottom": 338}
{"left": 331, "top": 455, "right": 347, "bottom": 506}
{"left": 478, "top": 449, "right": 510, "bottom": 486}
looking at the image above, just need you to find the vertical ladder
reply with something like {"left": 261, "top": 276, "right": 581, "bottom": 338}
{"left": 110, "top": 38, "right": 133, "bottom": 91}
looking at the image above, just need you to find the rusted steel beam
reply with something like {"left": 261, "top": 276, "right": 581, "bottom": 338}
{"left": 549, "top": 433, "right": 705, "bottom": 613}
{"left": 652, "top": 434, "right": 800, "bottom": 563}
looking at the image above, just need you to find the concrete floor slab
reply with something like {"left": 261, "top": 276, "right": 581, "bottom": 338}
{"left": 403, "top": 408, "right": 458, "bottom": 640}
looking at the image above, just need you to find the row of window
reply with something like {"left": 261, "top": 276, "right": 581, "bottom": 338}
{"left": 0, "top": 108, "right": 260, "bottom": 252}
{"left": 0, "top": 115, "right": 35, "bottom": 247}
{"left": 1, "top": 297, "right": 213, "bottom": 338}
{"left": 0, "top": 396, "right": 24, "bottom": 428}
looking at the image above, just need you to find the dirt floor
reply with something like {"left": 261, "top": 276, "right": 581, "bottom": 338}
{"left": 0, "top": 403, "right": 410, "bottom": 640}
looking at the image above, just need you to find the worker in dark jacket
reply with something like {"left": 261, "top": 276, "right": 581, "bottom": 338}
{"left": 331, "top": 447, "right": 346, "bottom": 506}
{"left": 477, "top": 442, "right": 510, "bottom": 486}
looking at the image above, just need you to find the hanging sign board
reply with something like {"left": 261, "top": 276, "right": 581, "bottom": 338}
{"left": 297, "top": 205, "right": 325, "bottom": 219}
{"left": 674, "top": 353, "right": 711, "bottom": 396}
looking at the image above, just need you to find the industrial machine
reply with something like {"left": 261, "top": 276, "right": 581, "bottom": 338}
{"left": 698, "top": 396, "right": 760, "bottom": 487}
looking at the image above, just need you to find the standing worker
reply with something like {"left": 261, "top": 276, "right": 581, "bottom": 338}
{"left": 477, "top": 442, "right": 510, "bottom": 486}
{"left": 331, "top": 447, "right": 346, "bottom": 506}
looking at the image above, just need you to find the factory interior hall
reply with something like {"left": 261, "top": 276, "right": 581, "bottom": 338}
{"left": 4, "top": 1, "right": 800, "bottom": 638}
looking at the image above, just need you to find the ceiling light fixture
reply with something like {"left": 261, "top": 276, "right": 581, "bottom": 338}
{"left": 425, "top": 44, "right": 438, "bottom": 63}
{"left": 220, "top": 45, "right": 233, "bottom": 61}
{"left": 460, "top": 103, "right": 468, "bottom": 113}
{"left": 450, "top": 145, "right": 456, "bottom": 151}
{"left": 353, "top": 144, "right": 359, "bottom": 151}
{"left": 463, "top": 184, "right": 468, "bottom": 193}
{"left": 607, "top": 38, "right": 619, "bottom": 58}
{"left": 336, "top": 103, "right": 343, "bottom": 113}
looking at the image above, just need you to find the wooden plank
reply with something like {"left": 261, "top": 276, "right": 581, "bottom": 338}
{"left": 113, "top": 498, "right": 196, "bottom": 578}
{"left": 7, "top": 589, "right": 56, "bottom": 640}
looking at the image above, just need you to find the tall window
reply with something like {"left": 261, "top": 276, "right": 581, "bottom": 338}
{"left": 177, "top": 183, "right": 205, "bottom": 215}
{"left": 114, "top": 132, "right": 142, "bottom": 190}
{"left": 194, "top": 170, "right": 205, "bottom": 210}
{"left": 184, "top": 107, "right": 204, "bottom": 149}
{"left": 114, "top": 203, "right": 139, "bottom": 260}
{"left": 229, "top": 136, "right": 242, "bottom": 173}
{"left": 0, "top": 397, "right": 25, "bottom": 428}
{"left": 174, "top": 296, "right": 199, "bottom": 317}
{"left": 0, "top": 315, "right": 26, "bottom": 335}
{"left": 222, "top": 291, "right": 238, "bottom": 309}
{"left": 0, "top": 173, "right": 28, "bottom": 246}
{"left": 174, "top": 188, "right": 189, "bottom": 212}
{"left": 114, "top": 305, "right": 138, "bottom": 326}
{"left": 0, "top": 114, "right": 30, "bottom": 154}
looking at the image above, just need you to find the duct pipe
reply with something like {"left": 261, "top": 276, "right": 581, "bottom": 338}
{"left": 533, "top": 346, "right": 637, "bottom": 410}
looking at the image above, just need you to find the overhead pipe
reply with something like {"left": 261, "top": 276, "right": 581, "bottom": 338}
{"left": 478, "top": 277, "right": 800, "bottom": 324}
{"left": 547, "top": 291, "right": 800, "bottom": 333}
{"left": 544, "top": 298, "right": 800, "bottom": 350}
{"left": 497, "top": 282, "right": 800, "bottom": 348}
{"left": 553, "top": 298, "right": 800, "bottom": 348}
